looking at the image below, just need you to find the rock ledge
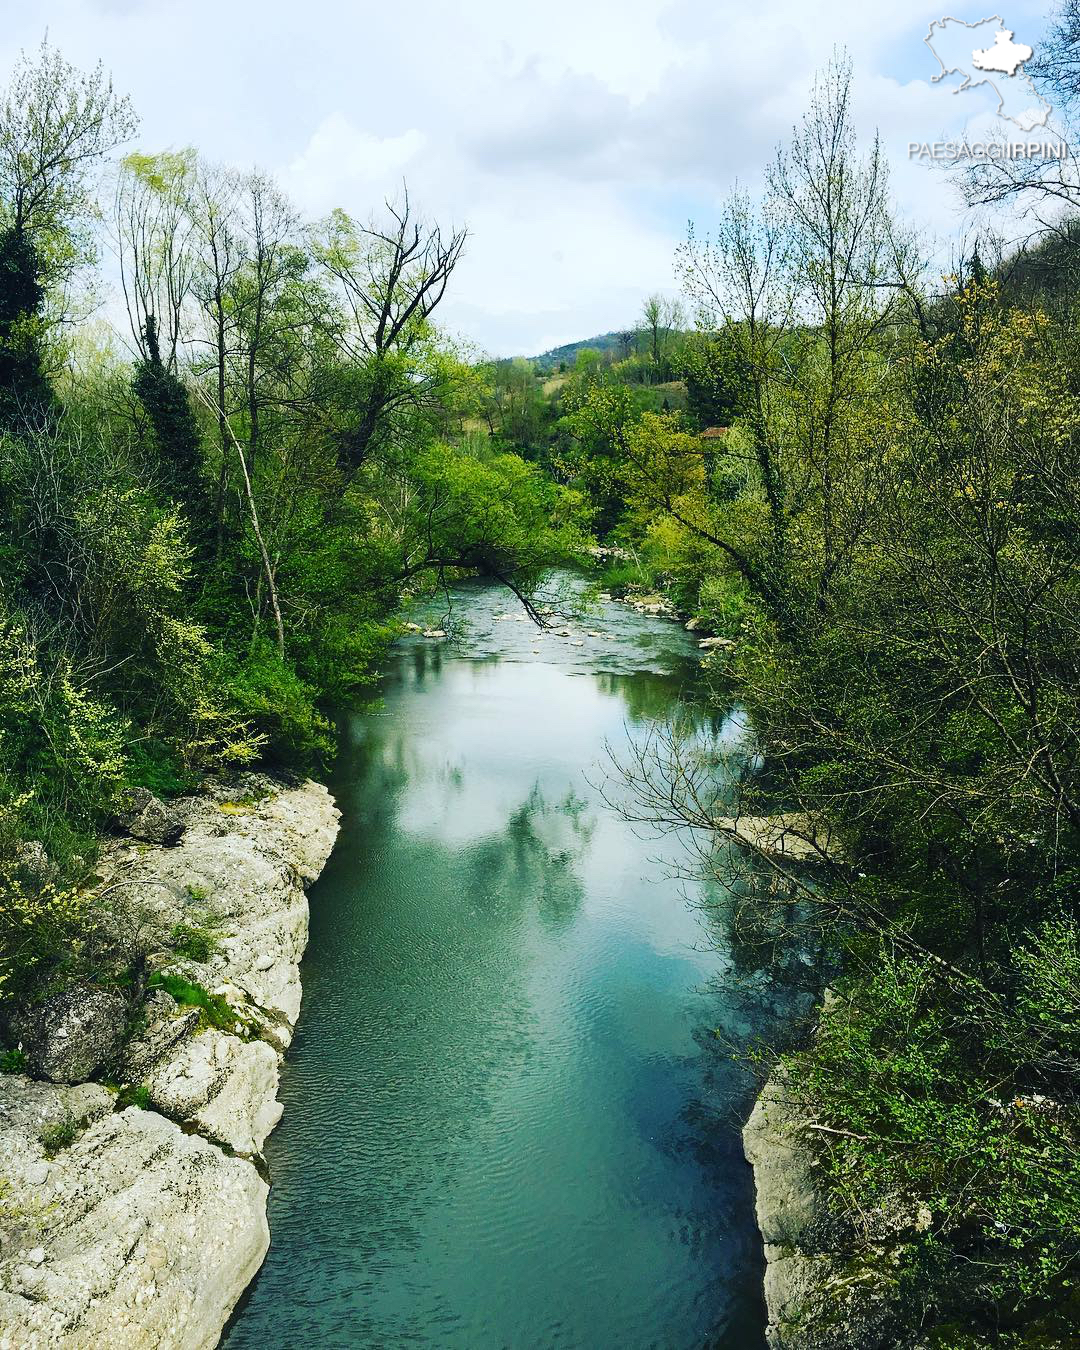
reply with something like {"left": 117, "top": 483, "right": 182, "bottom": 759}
{"left": 743, "top": 1072, "right": 913, "bottom": 1349}
{"left": 0, "top": 775, "right": 340, "bottom": 1349}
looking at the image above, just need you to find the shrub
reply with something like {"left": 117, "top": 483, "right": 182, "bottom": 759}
{"left": 0, "top": 866, "right": 95, "bottom": 1008}
{"left": 124, "top": 737, "right": 197, "bottom": 799}
{"left": 787, "top": 952, "right": 1080, "bottom": 1326}
{"left": 169, "top": 920, "right": 218, "bottom": 964}
{"left": 217, "top": 640, "right": 334, "bottom": 768}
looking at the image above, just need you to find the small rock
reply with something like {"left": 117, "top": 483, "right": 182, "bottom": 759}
{"left": 112, "top": 788, "right": 185, "bottom": 846}
{"left": 14, "top": 840, "right": 52, "bottom": 885}
{"left": 698, "top": 636, "right": 736, "bottom": 650}
{"left": 253, "top": 954, "right": 274, "bottom": 972}
{"left": 422, "top": 629, "right": 447, "bottom": 639}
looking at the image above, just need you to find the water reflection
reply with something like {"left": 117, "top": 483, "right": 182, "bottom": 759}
{"left": 226, "top": 575, "right": 774, "bottom": 1350}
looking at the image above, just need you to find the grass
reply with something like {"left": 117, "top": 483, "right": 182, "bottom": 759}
{"left": 170, "top": 920, "right": 219, "bottom": 963}
{"left": 40, "top": 1112, "right": 81, "bottom": 1157}
{"left": 146, "top": 971, "right": 237, "bottom": 1032}
{"left": 115, "top": 1083, "right": 151, "bottom": 1111}
{"left": 0, "top": 1047, "right": 28, "bottom": 1074}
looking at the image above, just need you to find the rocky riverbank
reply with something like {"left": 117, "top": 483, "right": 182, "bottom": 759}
{"left": 0, "top": 774, "right": 339, "bottom": 1348}
{"left": 743, "top": 1069, "right": 922, "bottom": 1350}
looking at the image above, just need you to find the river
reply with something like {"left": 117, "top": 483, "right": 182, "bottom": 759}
{"left": 224, "top": 575, "right": 772, "bottom": 1349}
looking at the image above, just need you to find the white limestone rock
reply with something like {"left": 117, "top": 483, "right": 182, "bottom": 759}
{"left": 143, "top": 1029, "right": 281, "bottom": 1156}
{"left": 0, "top": 1076, "right": 268, "bottom": 1350}
{"left": 0, "top": 775, "right": 340, "bottom": 1348}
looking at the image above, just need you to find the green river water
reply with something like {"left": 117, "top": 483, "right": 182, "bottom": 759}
{"left": 224, "top": 576, "right": 776, "bottom": 1349}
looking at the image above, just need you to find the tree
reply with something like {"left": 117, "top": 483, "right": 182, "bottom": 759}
{"left": 0, "top": 225, "right": 53, "bottom": 433}
{"left": 232, "top": 172, "right": 302, "bottom": 481}
{"left": 638, "top": 292, "right": 684, "bottom": 376}
{"left": 132, "top": 313, "right": 205, "bottom": 511}
{"left": 0, "top": 39, "right": 136, "bottom": 269}
{"left": 677, "top": 54, "right": 914, "bottom": 626}
{"left": 188, "top": 160, "right": 248, "bottom": 542}
{"left": 114, "top": 149, "right": 198, "bottom": 368}
{"left": 313, "top": 190, "right": 466, "bottom": 476}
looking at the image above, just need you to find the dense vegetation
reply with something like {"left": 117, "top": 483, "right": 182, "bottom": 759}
{"left": 0, "top": 42, "right": 582, "bottom": 1006}
{"left": 546, "top": 59, "right": 1080, "bottom": 1350}
{"left": 0, "top": 28, "right": 1078, "bottom": 1349}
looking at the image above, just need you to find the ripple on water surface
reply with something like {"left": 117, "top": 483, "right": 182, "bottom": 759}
{"left": 225, "top": 574, "right": 773, "bottom": 1350}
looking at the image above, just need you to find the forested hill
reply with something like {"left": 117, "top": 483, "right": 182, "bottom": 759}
{"left": 530, "top": 332, "right": 626, "bottom": 372}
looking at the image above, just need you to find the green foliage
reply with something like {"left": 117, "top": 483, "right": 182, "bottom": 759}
{"left": 409, "top": 441, "right": 585, "bottom": 586}
{"left": 597, "top": 556, "right": 653, "bottom": 596}
{"left": 0, "top": 225, "right": 53, "bottom": 433}
{"left": 132, "top": 314, "right": 205, "bottom": 512}
{"left": 676, "top": 329, "right": 748, "bottom": 431}
{"left": 0, "top": 1046, "right": 27, "bottom": 1073}
{"left": 0, "top": 864, "right": 96, "bottom": 1005}
{"left": 124, "top": 738, "right": 197, "bottom": 799}
{"left": 169, "top": 919, "right": 219, "bottom": 964}
{"left": 146, "top": 971, "right": 237, "bottom": 1032}
{"left": 218, "top": 641, "right": 334, "bottom": 767}
{"left": 40, "top": 1111, "right": 81, "bottom": 1156}
{"left": 788, "top": 955, "right": 1080, "bottom": 1324}
{"left": 115, "top": 1082, "right": 151, "bottom": 1110}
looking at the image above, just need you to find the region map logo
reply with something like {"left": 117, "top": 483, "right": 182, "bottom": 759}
{"left": 909, "top": 14, "right": 1066, "bottom": 161}
{"left": 926, "top": 15, "right": 1048, "bottom": 130}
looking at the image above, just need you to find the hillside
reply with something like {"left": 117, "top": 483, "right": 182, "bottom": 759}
{"left": 530, "top": 331, "right": 627, "bottom": 372}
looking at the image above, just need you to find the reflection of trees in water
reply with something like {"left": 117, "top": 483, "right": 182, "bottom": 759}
{"left": 410, "top": 643, "right": 443, "bottom": 682}
{"left": 600, "top": 711, "right": 826, "bottom": 1056}
{"left": 493, "top": 781, "right": 592, "bottom": 930}
{"left": 595, "top": 670, "right": 694, "bottom": 722}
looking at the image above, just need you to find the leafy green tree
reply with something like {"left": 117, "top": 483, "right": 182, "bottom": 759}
{"left": 132, "top": 314, "right": 205, "bottom": 511}
{"left": 0, "top": 225, "right": 52, "bottom": 434}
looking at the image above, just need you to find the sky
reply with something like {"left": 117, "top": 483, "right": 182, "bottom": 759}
{"left": 0, "top": 0, "right": 1061, "bottom": 355}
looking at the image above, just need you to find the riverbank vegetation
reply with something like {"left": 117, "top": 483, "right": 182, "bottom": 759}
{"left": 0, "top": 42, "right": 583, "bottom": 1005}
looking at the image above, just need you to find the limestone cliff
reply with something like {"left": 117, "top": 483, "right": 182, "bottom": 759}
{"left": 0, "top": 775, "right": 340, "bottom": 1348}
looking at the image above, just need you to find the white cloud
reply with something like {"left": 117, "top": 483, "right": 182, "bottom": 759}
{"left": 0, "top": 0, "right": 1057, "bottom": 353}
{"left": 282, "top": 116, "right": 426, "bottom": 214}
